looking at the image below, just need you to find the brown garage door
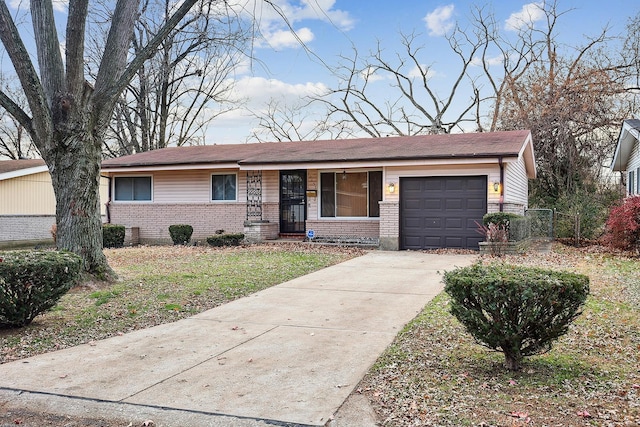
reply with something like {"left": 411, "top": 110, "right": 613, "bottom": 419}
{"left": 400, "top": 176, "right": 487, "bottom": 250}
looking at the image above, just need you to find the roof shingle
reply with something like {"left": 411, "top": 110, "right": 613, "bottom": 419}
{"left": 101, "top": 130, "right": 532, "bottom": 169}
{"left": 0, "top": 159, "right": 46, "bottom": 174}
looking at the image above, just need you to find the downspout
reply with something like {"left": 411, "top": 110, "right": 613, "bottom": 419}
{"left": 103, "top": 175, "right": 112, "bottom": 224}
{"left": 498, "top": 156, "right": 504, "bottom": 212}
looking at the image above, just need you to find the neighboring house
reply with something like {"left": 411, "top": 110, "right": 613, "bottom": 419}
{"left": 611, "top": 118, "right": 640, "bottom": 196}
{"left": 101, "top": 130, "right": 536, "bottom": 250}
{"left": 0, "top": 159, "right": 108, "bottom": 248}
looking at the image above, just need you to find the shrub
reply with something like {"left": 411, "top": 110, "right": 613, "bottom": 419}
{"left": 553, "top": 188, "right": 619, "bottom": 240}
{"left": 169, "top": 224, "right": 193, "bottom": 245}
{"left": 482, "top": 212, "right": 522, "bottom": 228}
{"left": 482, "top": 212, "right": 528, "bottom": 243}
{"left": 0, "top": 250, "right": 82, "bottom": 327}
{"left": 206, "top": 233, "right": 245, "bottom": 247}
{"left": 443, "top": 263, "right": 589, "bottom": 371}
{"left": 102, "top": 224, "right": 125, "bottom": 248}
{"left": 602, "top": 196, "right": 640, "bottom": 251}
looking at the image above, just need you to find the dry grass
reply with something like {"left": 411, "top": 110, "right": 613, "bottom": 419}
{"left": 0, "top": 243, "right": 364, "bottom": 364}
{"left": 361, "top": 243, "right": 640, "bottom": 426}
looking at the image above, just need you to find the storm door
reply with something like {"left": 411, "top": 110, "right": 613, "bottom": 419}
{"left": 279, "top": 170, "right": 307, "bottom": 234}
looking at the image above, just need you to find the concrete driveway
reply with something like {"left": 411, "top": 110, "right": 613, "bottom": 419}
{"left": 0, "top": 251, "right": 476, "bottom": 426}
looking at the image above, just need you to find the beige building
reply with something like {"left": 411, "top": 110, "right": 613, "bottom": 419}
{"left": 0, "top": 159, "right": 108, "bottom": 248}
{"left": 101, "top": 131, "right": 536, "bottom": 250}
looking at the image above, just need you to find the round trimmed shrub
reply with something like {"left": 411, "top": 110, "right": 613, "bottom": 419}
{"left": 168, "top": 224, "right": 193, "bottom": 245}
{"left": 206, "top": 233, "right": 245, "bottom": 247}
{"left": 103, "top": 224, "right": 125, "bottom": 248}
{"left": 0, "top": 250, "right": 82, "bottom": 327}
{"left": 443, "top": 263, "right": 589, "bottom": 370}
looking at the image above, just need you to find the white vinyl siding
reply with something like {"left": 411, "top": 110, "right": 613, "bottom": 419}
{"left": 504, "top": 157, "right": 529, "bottom": 207}
{"left": 628, "top": 140, "right": 640, "bottom": 195}
{"left": 146, "top": 169, "right": 245, "bottom": 203}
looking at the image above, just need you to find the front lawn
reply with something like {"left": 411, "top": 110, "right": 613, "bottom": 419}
{"left": 361, "top": 244, "right": 640, "bottom": 426}
{"left": 0, "top": 243, "right": 363, "bottom": 364}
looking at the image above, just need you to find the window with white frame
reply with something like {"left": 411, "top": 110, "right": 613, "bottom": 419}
{"left": 114, "top": 176, "right": 152, "bottom": 201}
{"left": 320, "top": 171, "right": 382, "bottom": 218}
{"left": 211, "top": 173, "right": 237, "bottom": 201}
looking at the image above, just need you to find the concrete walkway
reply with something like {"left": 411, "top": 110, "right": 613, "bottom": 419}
{"left": 0, "top": 251, "right": 476, "bottom": 426}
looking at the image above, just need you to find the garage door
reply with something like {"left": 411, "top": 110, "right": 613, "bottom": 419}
{"left": 400, "top": 176, "right": 487, "bottom": 250}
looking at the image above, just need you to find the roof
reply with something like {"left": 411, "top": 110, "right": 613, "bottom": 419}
{"left": 0, "top": 159, "right": 48, "bottom": 181}
{"left": 611, "top": 119, "right": 640, "bottom": 172}
{"left": 102, "top": 130, "right": 536, "bottom": 177}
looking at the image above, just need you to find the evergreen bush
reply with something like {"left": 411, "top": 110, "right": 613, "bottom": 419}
{"left": 206, "top": 233, "right": 245, "bottom": 247}
{"left": 0, "top": 250, "right": 82, "bottom": 327}
{"left": 444, "top": 263, "right": 589, "bottom": 370}
{"left": 168, "top": 224, "right": 193, "bottom": 245}
{"left": 102, "top": 224, "right": 125, "bottom": 248}
{"left": 482, "top": 212, "right": 523, "bottom": 228}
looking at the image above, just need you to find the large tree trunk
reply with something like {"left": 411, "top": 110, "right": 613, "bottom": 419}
{"left": 0, "top": 0, "right": 200, "bottom": 278}
{"left": 47, "top": 120, "right": 114, "bottom": 279}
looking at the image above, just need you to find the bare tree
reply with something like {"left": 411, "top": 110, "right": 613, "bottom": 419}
{"left": 99, "top": 0, "right": 249, "bottom": 157}
{"left": 0, "top": 0, "right": 202, "bottom": 276}
{"left": 490, "top": 1, "right": 631, "bottom": 203}
{"left": 249, "top": 98, "right": 355, "bottom": 142}
{"left": 312, "top": 30, "right": 484, "bottom": 137}
{"left": 0, "top": 77, "right": 37, "bottom": 159}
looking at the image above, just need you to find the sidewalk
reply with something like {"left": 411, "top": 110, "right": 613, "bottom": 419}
{"left": 0, "top": 251, "right": 476, "bottom": 426}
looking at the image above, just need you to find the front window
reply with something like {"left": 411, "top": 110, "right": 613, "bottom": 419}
{"left": 212, "top": 173, "right": 237, "bottom": 201}
{"left": 320, "top": 171, "right": 382, "bottom": 217}
{"left": 114, "top": 176, "right": 152, "bottom": 201}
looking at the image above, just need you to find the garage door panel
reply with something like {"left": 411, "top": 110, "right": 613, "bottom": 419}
{"left": 445, "top": 217, "right": 463, "bottom": 229}
{"left": 424, "top": 179, "right": 444, "bottom": 190}
{"left": 445, "top": 237, "right": 463, "bottom": 248}
{"left": 424, "top": 199, "right": 442, "bottom": 209}
{"left": 423, "top": 217, "right": 442, "bottom": 229}
{"left": 445, "top": 198, "right": 464, "bottom": 210}
{"left": 404, "top": 199, "right": 422, "bottom": 210}
{"left": 400, "top": 176, "right": 487, "bottom": 250}
{"left": 403, "top": 179, "right": 423, "bottom": 191}
{"left": 467, "top": 198, "right": 486, "bottom": 210}
{"left": 424, "top": 236, "right": 443, "bottom": 247}
{"left": 467, "top": 178, "right": 486, "bottom": 191}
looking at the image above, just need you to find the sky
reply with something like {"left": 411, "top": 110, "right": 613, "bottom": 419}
{"left": 3, "top": 0, "right": 640, "bottom": 148}
{"left": 205, "top": 0, "right": 640, "bottom": 144}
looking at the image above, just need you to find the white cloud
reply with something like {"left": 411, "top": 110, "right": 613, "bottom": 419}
{"left": 264, "top": 27, "right": 314, "bottom": 50}
{"left": 423, "top": 4, "right": 455, "bottom": 37}
{"left": 9, "top": 0, "right": 68, "bottom": 12}
{"left": 360, "top": 66, "right": 387, "bottom": 83}
{"left": 408, "top": 64, "right": 436, "bottom": 80}
{"left": 222, "top": 0, "right": 354, "bottom": 50}
{"left": 207, "top": 76, "right": 329, "bottom": 143}
{"left": 234, "top": 76, "right": 327, "bottom": 104}
{"left": 470, "top": 54, "right": 504, "bottom": 67}
{"left": 505, "top": 2, "right": 545, "bottom": 32}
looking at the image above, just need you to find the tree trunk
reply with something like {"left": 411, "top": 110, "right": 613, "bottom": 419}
{"left": 48, "top": 128, "right": 114, "bottom": 280}
{"left": 503, "top": 350, "right": 522, "bottom": 371}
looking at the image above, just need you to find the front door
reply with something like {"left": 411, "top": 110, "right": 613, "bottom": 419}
{"left": 280, "top": 170, "right": 307, "bottom": 234}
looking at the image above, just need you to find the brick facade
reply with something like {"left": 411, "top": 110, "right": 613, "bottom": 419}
{"left": 304, "top": 219, "right": 379, "bottom": 238}
{"left": 109, "top": 203, "right": 248, "bottom": 244}
{"left": 379, "top": 201, "right": 399, "bottom": 250}
{"left": 0, "top": 215, "right": 55, "bottom": 247}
